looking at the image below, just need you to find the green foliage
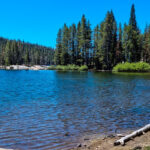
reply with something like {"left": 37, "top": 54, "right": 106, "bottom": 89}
{"left": 129, "top": 4, "right": 137, "bottom": 31}
{"left": 56, "top": 65, "right": 67, "bottom": 70}
{"left": 116, "top": 23, "right": 123, "bottom": 63}
{"left": 143, "top": 25, "right": 150, "bottom": 63}
{"left": 54, "top": 4, "right": 150, "bottom": 71}
{"left": 48, "top": 65, "right": 76, "bottom": 71}
{"left": 67, "top": 65, "right": 80, "bottom": 70}
{"left": 56, "top": 65, "right": 79, "bottom": 70}
{"left": 54, "top": 29, "right": 62, "bottom": 65}
{"left": 47, "top": 65, "right": 56, "bottom": 70}
{"left": 113, "top": 62, "right": 150, "bottom": 72}
{"left": 4, "top": 40, "right": 11, "bottom": 65}
{"left": 144, "top": 146, "right": 150, "bottom": 150}
{"left": 78, "top": 65, "right": 88, "bottom": 71}
{"left": 122, "top": 4, "right": 141, "bottom": 63}
{"left": 48, "top": 65, "right": 88, "bottom": 71}
{"left": 54, "top": 15, "right": 92, "bottom": 67}
{"left": 0, "top": 38, "right": 54, "bottom": 66}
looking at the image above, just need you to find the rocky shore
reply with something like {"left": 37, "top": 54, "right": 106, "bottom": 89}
{"left": 72, "top": 131, "right": 150, "bottom": 150}
{"left": 0, "top": 65, "right": 49, "bottom": 70}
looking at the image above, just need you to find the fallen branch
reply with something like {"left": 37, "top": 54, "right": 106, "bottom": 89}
{"left": 114, "top": 124, "right": 150, "bottom": 146}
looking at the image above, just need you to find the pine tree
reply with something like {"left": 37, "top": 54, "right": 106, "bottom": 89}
{"left": 93, "top": 21, "right": 106, "bottom": 69}
{"left": 78, "top": 15, "right": 87, "bottom": 65}
{"left": 61, "top": 24, "right": 70, "bottom": 65}
{"left": 111, "top": 11, "right": 117, "bottom": 66}
{"left": 116, "top": 23, "right": 123, "bottom": 63}
{"left": 143, "top": 25, "right": 150, "bottom": 63}
{"left": 69, "top": 24, "right": 77, "bottom": 64}
{"left": 93, "top": 24, "right": 100, "bottom": 68}
{"left": 128, "top": 4, "right": 141, "bottom": 62}
{"left": 54, "top": 29, "right": 62, "bottom": 65}
{"left": 98, "top": 21, "right": 105, "bottom": 69}
{"left": 4, "top": 40, "right": 11, "bottom": 65}
{"left": 24, "top": 49, "right": 30, "bottom": 65}
{"left": 76, "top": 21, "right": 82, "bottom": 65}
{"left": 12, "top": 40, "right": 19, "bottom": 64}
{"left": 100, "top": 11, "right": 117, "bottom": 70}
{"left": 76, "top": 15, "right": 92, "bottom": 66}
{"left": 129, "top": 4, "right": 137, "bottom": 31}
{"left": 85, "top": 20, "right": 92, "bottom": 66}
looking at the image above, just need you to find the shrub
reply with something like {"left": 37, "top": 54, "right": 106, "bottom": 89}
{"left": 113, "top": 62, "right": 150, "bottom": 72}
{"left": 56, "top": 65, "right": 67, "bottom": 70}
{"left": 79, "top": 65, "right": 88, "bottom": 71}
{"left": 67, "top": 65, "right": 79, "bottom": 70}
{"left": 48, "top": 65, "right": 56, "bottom": 70}
{"left": 48, "top": 65, "right": 88, "bottom": 71}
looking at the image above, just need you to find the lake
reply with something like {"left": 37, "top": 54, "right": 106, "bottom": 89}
{"left": 0, "top": 70, "right": 150, "bottom": 150}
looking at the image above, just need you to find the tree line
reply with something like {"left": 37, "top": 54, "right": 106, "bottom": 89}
{"left": 0, "top": 37, "right": 54, "bottom": 66}
{"left": 54, "top": 4, "right": 150, "bottom": 70}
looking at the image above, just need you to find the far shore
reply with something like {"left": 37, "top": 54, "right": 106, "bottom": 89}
{"left": 1, "top": 65, "right": 150, "bottom": 74}
{"left": 0, "top": 65, "right": 110, "bottom": 72}
{"left": 0, "top": 65, "right": 49, "bottom": 71}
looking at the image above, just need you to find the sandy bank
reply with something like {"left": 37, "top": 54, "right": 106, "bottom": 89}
{"left": 72, "top": 131, "right": 150, "bottom": 150}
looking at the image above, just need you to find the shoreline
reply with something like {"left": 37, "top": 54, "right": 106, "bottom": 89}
{"left": 1, "top": 130, "right": 150, "bottom": 150}
{"left": 72, "top": 130, "right": 150, "bottom": 150}
{"left": 0, "top": 65, "right": 111, "bottom": 72}
{"left": 0, "top": 65, "right": 49, "bottom": 71}
{"left": 1, "top": 65, "right": 150, "bottom": 73}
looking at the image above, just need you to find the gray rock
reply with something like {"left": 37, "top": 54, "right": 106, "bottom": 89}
{"left": 132, "top": 146, "right": 142, "bottom": 150}
{"left": 77, "top": 144, "right": 82, "bottom": 147}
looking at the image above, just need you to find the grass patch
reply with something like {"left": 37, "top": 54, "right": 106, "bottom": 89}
{"left": 144, "top": 146, "right": 150, "bottom": 150}
{"left": 48, "top": 65, "right": 88, "bottom": 71}
{"left": 113, "top": 62, "right": 150, "bottom": 72}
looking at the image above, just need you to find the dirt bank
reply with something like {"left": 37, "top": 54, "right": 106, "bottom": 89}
{"left": 72, "top": 131, "right": 150, "bottom": 150}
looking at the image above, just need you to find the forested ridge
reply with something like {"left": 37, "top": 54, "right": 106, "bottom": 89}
{"left": 54, "top": 4, "right": 150, "bottom": 70}
{"left": 0, "top": 37, "right": 54, "bottom": 65}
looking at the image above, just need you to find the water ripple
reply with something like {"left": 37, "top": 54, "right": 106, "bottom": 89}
{"left": 0, "top": 71, "right": 150, "bottom": 149}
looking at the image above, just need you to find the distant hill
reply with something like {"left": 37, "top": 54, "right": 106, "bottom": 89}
{"left": 0, "top": 37, "right": 54, "bottom": 65}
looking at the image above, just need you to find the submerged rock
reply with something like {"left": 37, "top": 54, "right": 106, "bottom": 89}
{"left": 132, "top": 146, "right": 142, "bottom": 150}
{"left": 77, "top": 143, "right": 82, "bottom": 147}
{"left": 84, "top": 138, "right": 90, "bottom": 141}
{"left": 64, "top": 132, "right": 70, "bottom": 136}
{"left": 107, "top": 134, "right": 115, "bottom": 138}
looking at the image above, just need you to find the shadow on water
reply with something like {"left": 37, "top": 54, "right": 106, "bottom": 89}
{"left": 0, "top": 70, "right": 150, "bottom": 149}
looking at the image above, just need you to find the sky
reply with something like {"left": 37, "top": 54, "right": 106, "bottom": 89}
{"left": 0, "top": 0, "right": 149, "bottom": 48}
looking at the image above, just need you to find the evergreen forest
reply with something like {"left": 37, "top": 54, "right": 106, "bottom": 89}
{"left": 0, "top": 37, "right": 54, "bottom": 66}
{"left": 54, "top": 4, "right": 150, "bottom": 70}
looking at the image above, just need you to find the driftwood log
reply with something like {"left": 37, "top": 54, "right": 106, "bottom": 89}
{"left": 114, "top": 124, "right": 150, "bottom": 146}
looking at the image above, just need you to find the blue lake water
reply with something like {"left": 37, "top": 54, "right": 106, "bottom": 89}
{"left": 0, "top": 70, "right": 150, "bottom": 150}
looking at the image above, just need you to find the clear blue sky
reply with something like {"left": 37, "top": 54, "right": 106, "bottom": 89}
{"left": 0, "top": 0, "right": 149, "bottom": 48}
